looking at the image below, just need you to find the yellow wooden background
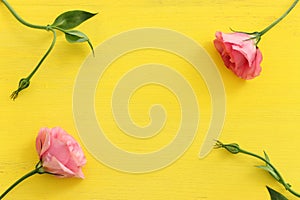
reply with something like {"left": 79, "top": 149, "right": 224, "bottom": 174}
{"left": 0, "top": 0, "right": 300, "bottom": 199}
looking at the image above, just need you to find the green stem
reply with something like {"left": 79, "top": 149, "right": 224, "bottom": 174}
{"left": 0, "top": 166, "right": 41, "bottom": 199}
{"left": 27, "top": 29, "right": 57, "bottom": 80}
{"left": 238, "top": 148, "right": 300, "bottom": 197}
{"left": 10, "top": 29, "right": 57, "bottom": 100}
{"left": 259, "top": 0, "right": 299, "bottom": 36}
{"left": 2, "top": 0, "right": 48, "bottom": 30}
{"left": 1, "top": 0, "right": 58, "bottom": 100}
{"left": 233, "top": 0, "right": 299, "bottom": 45}
{"left": 216, "top": 141, "right": 300, "bottom": 198}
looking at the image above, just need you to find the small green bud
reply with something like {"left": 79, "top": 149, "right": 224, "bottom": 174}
{"left": 223, "top": 143, "right": 240, "bottom": 154}
{"left": 215, "top": 141, "right": 240, "bottom": 154}
{"left": 10, "top": 78, "right": 30, "bottom": 100}
{"left": 18, "top": 78, "right": 30, "bottom": 90}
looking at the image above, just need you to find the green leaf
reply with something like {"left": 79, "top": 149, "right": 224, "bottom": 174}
{"left": 264, "top": 151, "right": 270, "bottom": 162}
{"left": 65, "top": 30, "right": 89, "bottom": 43}
{"left": 64, "top": 30, "right": 94, "bottom": 55}
{"left": 256, "top": 165, "right": 280, "bottom": 181}
{"left": 266, "top": 186, "right": 288, "bottom": 200}
{"left": 256, "top": 151, "right": 280, "bottom": 181}
{"left": 51, "top": 10, "right": 97, "bottom": 30}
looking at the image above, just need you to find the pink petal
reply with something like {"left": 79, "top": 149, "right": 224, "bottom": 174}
{"left": 221, "top": 32, "right": 252, "bottom": 44}
{"left": 47, "top": 138, "right": 70, "bottom": 165}
{"left": 36, "top": 128, "right": 51, "bottom": 157}
{"left": 220, "top": 32, "right": 257, "bottom": 65}
{"left": 230, "top": 50, "right": 247, "bottom": 68}
{"left": 213, "top": 39, "right": 225, "bottom": 55}
{"left": 43, "top": 155, "right": 76, "bottom": 178}
{"left": 74, "top": 168, "right": 85, "bottom": 179}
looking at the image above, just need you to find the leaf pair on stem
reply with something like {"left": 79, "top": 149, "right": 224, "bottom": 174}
{"left": 2, "top": 0, "right": 97, "bottom": 100}
{"left": 51, "top": 10, "right": 96, "bottom": 53}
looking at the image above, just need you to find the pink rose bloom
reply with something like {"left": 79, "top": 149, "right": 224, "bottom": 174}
{"left": 36, "top": 127, "right": 87, "bottom": 178}
{"left": 213, "top": 31, "right": 263, "bottom": 80}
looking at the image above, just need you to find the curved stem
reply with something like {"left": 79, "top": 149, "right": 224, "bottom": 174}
{"left": 2, "top": 0, "right": 48, "bottom": 30}
{"left": 288, "top": 188, "right": 300, "bottom": 198}
{"left": 259, "top": 0, "right": 299, "bottom": 36}
{"left": 240, "top": 149, "right": 300, "bottom": 197}
{"left": 10, "top": 28, "right": 57, "bottom": 100}
{"left": 216, "top": 141, "right": 300, "bottom": 198}
{"left": 0, "top": 167, "right": 41, "bottom": 199}
{"left": 26, "top": 28, "right": 57, "bottom": 80}
{"left": 239, "top": 150, "right": 288, "bottom": 188}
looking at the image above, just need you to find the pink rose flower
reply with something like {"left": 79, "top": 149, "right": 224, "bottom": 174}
{"left": 36, "top": 127, "right": 87, "bottom": 178}
{"left": 213, "top": 31, "right": 263, "bottom": 80}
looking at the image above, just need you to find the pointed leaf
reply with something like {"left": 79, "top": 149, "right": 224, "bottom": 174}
{"left": 266, "top": 186, "right": 288, "bottom": 200}
{"left": 257, "top": 151, "right": 281, "bottom": 181}
{"left": 264, "top": 151, "right": 270, "bottom": 162}
{"left": 51, "top": 10, "right": 97, "bottom": 30}
{"left": 65, "top": 30, "right": 89, "bottom": 43}
{"left": 87, "top": 40, "right": 95, "bottom": 56}
{"left": 65, "top": 30, "right": 94, "bottom": 55}
{"left": 256, "top": 165, "right": 280, "bottom": 181}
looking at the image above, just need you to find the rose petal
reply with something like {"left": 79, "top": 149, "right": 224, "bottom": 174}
{"left": 47, "top": 138, "right": 70, "bottom": 164}
{"left": 36, "top": 128, "right": 51, "bottom": 157}
{"left": 42, "top": 155, "right": 76, "bottom": 177}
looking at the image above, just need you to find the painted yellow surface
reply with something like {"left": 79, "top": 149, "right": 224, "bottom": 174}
{"left": 0, "top": 0, "right": 300, "bottom": 199}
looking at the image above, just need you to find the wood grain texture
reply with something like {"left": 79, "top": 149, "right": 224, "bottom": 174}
{"left": 0, "top": 0, "right": 299, "bottom": 199}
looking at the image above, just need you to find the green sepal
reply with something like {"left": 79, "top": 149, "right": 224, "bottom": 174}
{"left": 51, "top": 10, "right": 97, "bottom": 30}
{"left": 266, "top": 186, "right": 288, "bottom": 200}
{"left": 64, "top": 30, "right": 94, "bottom": 55}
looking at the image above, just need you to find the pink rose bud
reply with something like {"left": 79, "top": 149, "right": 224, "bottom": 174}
{"left": 35, "top": 127, "right": 87, "bottom": 178}
{"left": 213, "top": 31, "right": 263, "bottom": 80}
